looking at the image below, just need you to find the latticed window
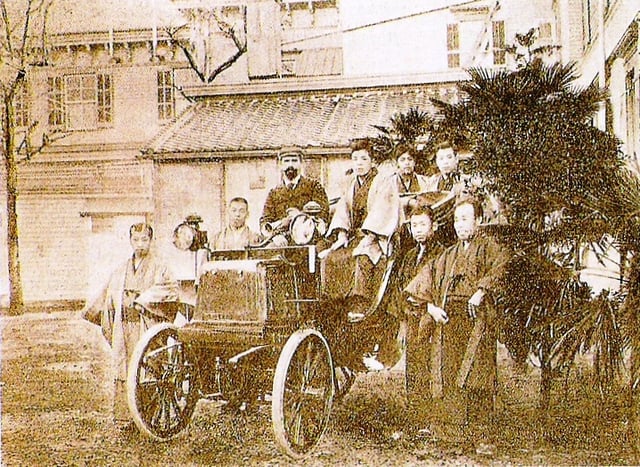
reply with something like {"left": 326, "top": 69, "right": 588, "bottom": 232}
{"left": 97, "top": 74, "right": 112, "bottom": 124}
{"left": 47, "top": 76, "right": 65, "bottom": 127}
{"left": 157, "top": 70, "right": 175, "bottom": 120}
{"left": 48, "top": 73, "right": 112, "bottom": 130}
{"left": 447, "top": 23, "right": 460, "bottom": 69}
{"left": 66, "top": 74, "right": 98, "bottom": 130}
{"left": 14, "top": 82, "right": 29, "bottom": 127}
{"left": 492, "top": 20, "right": 506, "bottom": 66}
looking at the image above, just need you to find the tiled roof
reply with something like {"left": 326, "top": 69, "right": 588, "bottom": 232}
{"left": 148, "top": 83, "right": 458, "bottom": 156}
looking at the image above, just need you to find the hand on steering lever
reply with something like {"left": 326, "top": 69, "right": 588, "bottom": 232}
{"left": 270, "top": 233, "right": 289, "bottom": 248}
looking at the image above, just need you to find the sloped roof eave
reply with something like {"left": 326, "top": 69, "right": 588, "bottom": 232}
{"left": 147, "top": 82, "right": 459, "bottom": 159}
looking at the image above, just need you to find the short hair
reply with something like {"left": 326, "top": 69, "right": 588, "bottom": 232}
{"left": 409, "top": 201, "right": 435, "bottom": 219}
{"left": 350, "top": 138, "right": 374, "bottom": 154}
{"left": 229, "top": 197, "right": 249, "bottom": 208}
{"left": 277, "top": 146, "right": 304, "bottom": 161}
{"left": 434, "top": 140, "right": 457, "bottom": 154}
{"left": 454, "top": 196, "right": 483, "bottom": 219}
{"left": 393, "top": 143, "right": 419, "bottom": 160}
{"left": 130, "top": 222, "right": 153, "bottom": 239}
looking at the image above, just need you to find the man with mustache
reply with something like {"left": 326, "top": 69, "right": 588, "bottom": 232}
{"left": 260, "top": 147, "right": 329, "bottom": 247}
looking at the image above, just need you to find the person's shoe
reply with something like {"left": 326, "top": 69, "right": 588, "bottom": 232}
{"left": 347, "top": 311, "right": 366, "bottom": 322}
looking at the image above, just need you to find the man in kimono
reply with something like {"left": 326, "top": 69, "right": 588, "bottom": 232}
{"left": 322, "top": 138, "right": 392, "bottom": 317}
{"left": 425, "top": 140, "right": 466, "bottom": 192}
{"left": 426, "top": 140, "right": 473, "bottom": 247}
{"left": 260, "top": 147, "right": 329, "bottom": 247}
{"left": 404, "top": 198, "right": 510, "bottom": 450}
{"left": 386, "top": 198, "right": 444, "bottom": 410}
{"left": 211, "top": 197, "right": 262, "bottom": 250}
{"left": 373, "top": 144, "right": 434, "bottom": 255}
{"left": 82, "top": 223, "right": 179, "bottom": 427}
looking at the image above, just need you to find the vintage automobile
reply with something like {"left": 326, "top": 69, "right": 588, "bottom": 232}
{"left": 125, "top": 206, "right": 401, "bottom": 458}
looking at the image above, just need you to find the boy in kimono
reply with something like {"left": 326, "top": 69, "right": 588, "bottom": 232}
{"left": 390, "top": 199, "right": 445, "bottom": 411}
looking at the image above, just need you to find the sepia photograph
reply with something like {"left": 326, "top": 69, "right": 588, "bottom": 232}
{"left": 1, "top": 0, "right": 640, "bottom": 464}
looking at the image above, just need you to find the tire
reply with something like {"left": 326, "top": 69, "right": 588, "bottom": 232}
{"left": 127, "top": 323, "right": 199, "bottom": 441}
{"left": 272, "top": 329, "right": 335, "bottom": 458}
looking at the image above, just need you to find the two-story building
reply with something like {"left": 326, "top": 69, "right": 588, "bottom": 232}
{"left": 0, "top": 0, "right": 558, "bottom": 307}
{"left": 554, "top": 0, "right": 639, "bottom": 160}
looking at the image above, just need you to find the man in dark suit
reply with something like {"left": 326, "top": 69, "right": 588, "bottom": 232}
{"left": 260, "top": 147, "right": 329, "bottom": 246}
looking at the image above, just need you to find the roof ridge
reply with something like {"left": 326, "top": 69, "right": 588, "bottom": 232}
{"left": 145, "top": 102, "right": 200, "bottom": 153}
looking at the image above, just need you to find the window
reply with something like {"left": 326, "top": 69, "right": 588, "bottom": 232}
{"left": 48, "top": 76, "right": 65, "bottom": 127}
{"left": 48, "top": 73, "right": 112, "bottom": 130}
{"left": 626, "top": 70, "right": 638, "bottom": 158}
{"left": 447, "top": 23, "right": 460, "bottom": 69}
{"left": 157, "top": 70, "right": 175, "bottom": 120}
{"left": 492, "top": 20, "right": 506, "bottom": 66}
{"left": 97, "top": 74, "right": 112, "bottom": 124}
{"left": 583, "top": 0, "right": 595, "bottom": 46}
{"left": 538, "top": 22, "right": 552, "bottom": 40}
{"left": 14, "top": 82, "right": 29, "bottom": 127}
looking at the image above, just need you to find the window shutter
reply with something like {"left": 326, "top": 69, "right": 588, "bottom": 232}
{"left": 247, "top": 0, "right": 280, "bottom": 78}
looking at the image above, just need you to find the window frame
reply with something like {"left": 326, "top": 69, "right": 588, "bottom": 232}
{"left": 14, "top": 81, "right": 29, "bottom": 127}
{"left": 48, "top": 72, "right": 113, "bottom": 131}
{"left": 446, "top": 23, "right": 460, "bottom": 69}
{"left": 492, "top": 20, "right": 506, "bottom": 66}
{"left": 157, "top": 70, "right": 175, "bottom": 121}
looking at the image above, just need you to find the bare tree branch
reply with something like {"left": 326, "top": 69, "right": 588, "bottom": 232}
{"left": 166, "top": 26, "right": 207, "bottom": 83}
{"left": 204, "top": 46, "right": 245, "bottom": 83}
{"left": 17, "top": 129, "right": 67, "bottom": 164}
{"left": 165, "top": 6, "right": 247, "bottom": 85}
{"left": 1, "top": 1, "right": 13, "bottom": 55}
{"left": 19, "top": 0, "right": 34, "bottom": 66}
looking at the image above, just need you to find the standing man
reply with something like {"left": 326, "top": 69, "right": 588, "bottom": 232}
{"left": 82, "top": 223, "right": 179, "bottom": 428}
{"left": 260, "top": 147, "right": 329, "bottom": 247}
{"left": 211, "top": 197, "right": 262, "bottom": 250}
{"left": 404, "top": 198, "right": 510, "bottom": 452}
{"left": 388, "top": 198, "right": 444, "bottom": 409}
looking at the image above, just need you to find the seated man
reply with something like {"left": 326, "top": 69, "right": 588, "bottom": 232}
{"left": 82, "top": 223, "right": 179, "bottom": 428}
{"left": 374, "top": 144, "right": 434, "bottom": 256}
{"left": 321, "top": 138, "right": 392, "bottom": 318}
{"left": 425, "top": 140, "right": 470, "bottom": 246}
{"left": 260, "top": 147, "right": 329, "bottom": 247}
{"left": 404, "top": 197, "right": 510, "bottom": 450}
{"left": 211, "top": 197, "right": 262, "bottom": 250}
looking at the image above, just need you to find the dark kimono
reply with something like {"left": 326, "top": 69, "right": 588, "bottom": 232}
{"left": 404, "top": 233, "right": 510, "bottom": 428}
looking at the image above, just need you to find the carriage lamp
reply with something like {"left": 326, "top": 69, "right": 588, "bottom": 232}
{"left": 173, "top": 214, "right": 208, "bottom": 251}
{"left": 289, "top": 201, "right": 327, "bottom": 245}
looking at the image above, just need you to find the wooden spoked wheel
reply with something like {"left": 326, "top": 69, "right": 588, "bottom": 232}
{"left": 127, "top": 323, "right": 198, "bottom": 441}
{"left": 272, "top": 329, "right": 335, "bottom": 458}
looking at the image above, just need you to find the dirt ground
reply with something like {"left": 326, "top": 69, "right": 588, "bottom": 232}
{"left": 1, "top": 311, "right": 637, "bottom": 466}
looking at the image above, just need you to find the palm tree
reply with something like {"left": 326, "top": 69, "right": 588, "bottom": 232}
{"left": 434, "top": 59, "right": 626, "bottom": 417}
{"left": 371, "top": 107, "right": 438, "bottom": 174}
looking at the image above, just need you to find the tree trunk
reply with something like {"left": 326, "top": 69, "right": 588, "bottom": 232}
{"left": 3, "top": 94, "right": 25, "bottom": 315}
{"left": 539, "top": 359, "right": 552, "bottom": 412}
